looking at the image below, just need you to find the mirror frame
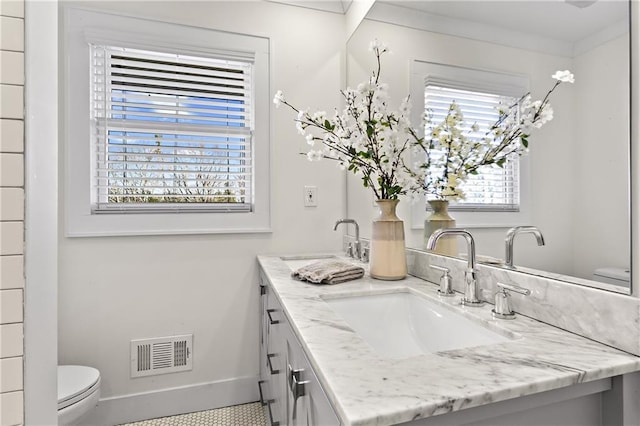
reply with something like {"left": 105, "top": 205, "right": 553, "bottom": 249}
{"left": 631, "top": 0, "right": 637, "bottom": 297}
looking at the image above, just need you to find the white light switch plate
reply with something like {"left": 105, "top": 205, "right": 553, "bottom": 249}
{"left": 304, "top": 186, "right": 318, "bottom": 207}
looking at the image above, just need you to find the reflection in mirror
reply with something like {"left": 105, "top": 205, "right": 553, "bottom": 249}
{"left": 346, "top": 0, "right": 630, "bottom": 293}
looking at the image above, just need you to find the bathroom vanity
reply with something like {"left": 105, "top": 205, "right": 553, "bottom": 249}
{"left": 257, "top": 254, "right": 640, "bottom": 426}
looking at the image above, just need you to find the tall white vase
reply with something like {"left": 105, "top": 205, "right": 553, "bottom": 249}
{"left": 369, "top": 199, "right": 407, "bottom": 280}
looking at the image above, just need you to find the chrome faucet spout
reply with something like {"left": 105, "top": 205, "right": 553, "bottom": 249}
{"left": 334, "top": 219, "right": 361, "bottom": 260}
{"left": 333, "top": 219, "right": 359, "bottom": 241}
{"left": 427, "top": 228, "right": 483, "bottom": 306}
{"left": 505, "top": 226, "right": 545, "bottom": 268}
{"left": 427, "top": 228, "right": 475, "bottom": 270}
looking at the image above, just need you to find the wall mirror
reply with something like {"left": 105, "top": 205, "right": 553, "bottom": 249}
{"left": 346, "top": 0, "right": 631, "bottom": 294}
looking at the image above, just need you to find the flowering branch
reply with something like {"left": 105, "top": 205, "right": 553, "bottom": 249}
{"left": 273, "top": 40, "right": 418, "bottom": 200}
{"left": 411, "top": 70, "right": 574, "bottom": 201}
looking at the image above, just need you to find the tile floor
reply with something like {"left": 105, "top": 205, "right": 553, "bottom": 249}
{"left": 120, "top": 402, "right": 266, "bottom": 426}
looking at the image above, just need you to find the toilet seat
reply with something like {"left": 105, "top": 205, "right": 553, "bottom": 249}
{"left": 58, "top": 365, "right": 101, "bottom": 410}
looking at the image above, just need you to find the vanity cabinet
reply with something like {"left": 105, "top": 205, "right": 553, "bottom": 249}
{"left": 257, "top": 256, "right": 640, "bottom": 426}
{"left": 259, "top": 272, "right": 340, "bottom": 426}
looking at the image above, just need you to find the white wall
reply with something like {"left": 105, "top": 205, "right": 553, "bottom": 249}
{"left": 571, "top": 35, "right": 630, "bottom": 279}
{"left": 57, "top": 0, "right": 346, "bottom": 414}
{"left": 346, "top": 19, "right": 578, "bottom": 275}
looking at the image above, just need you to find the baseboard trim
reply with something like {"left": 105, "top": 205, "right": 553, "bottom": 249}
{"left": 85, "top": 375, "right": 259, "bottom": 425}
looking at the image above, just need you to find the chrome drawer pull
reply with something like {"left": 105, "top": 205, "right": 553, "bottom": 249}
{"left": 267, "top": 353, "right": 280, "bottom": 375}
{"left": 266, "top": 309, "right": 280, "bottom": 325}
{"left": 265, "top": 398, "right": 280, "bottom": 426}
{"left": 257, "top": 380, "right": 267, "bottom": 406}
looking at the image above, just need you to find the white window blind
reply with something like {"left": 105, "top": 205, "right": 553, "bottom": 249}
{"left": 90, "top": 45, "right": 254, "bottom": 213}
{"left": 425, "top": 83, "right": 520, "bottom": 211}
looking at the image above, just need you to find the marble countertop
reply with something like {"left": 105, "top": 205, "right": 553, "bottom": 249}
{"left": 257, "top": 254, "right": 640, "bottom": 426}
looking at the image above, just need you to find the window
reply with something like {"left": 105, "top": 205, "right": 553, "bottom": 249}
{"left": 410, "top": 61, "right": 531, "bottom": 228}
{"left": 64, "top": 8, "right": 270, "bottom": 236}
{"left": 91, "top": 45, "right": 253, "bottom": 213}
{"left": 424, "top": 84, "right": 519, "bottom": 211}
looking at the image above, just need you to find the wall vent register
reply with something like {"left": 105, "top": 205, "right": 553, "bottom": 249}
{"left": 130, "top": 334, "right": 193, "bottom": 377}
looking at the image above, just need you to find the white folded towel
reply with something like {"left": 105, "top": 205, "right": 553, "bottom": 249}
{"left": 292, "top": 259, "right": 365, "bottom": 284}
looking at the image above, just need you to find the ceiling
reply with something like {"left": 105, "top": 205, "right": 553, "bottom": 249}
{"left": 262, "top": 0, "right": 628, "bottom": 56}
{"left": 378, "top": 0, "right": 628, "bottom": 43}
{"left": 264, "top": 0, "right": 354, "bottom": 14}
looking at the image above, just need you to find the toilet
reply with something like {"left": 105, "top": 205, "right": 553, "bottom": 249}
{"left": 593, "top": 267, "right": 630, "bottom": 287}
{"left": 58, "top": 365, "right": 101, "bottom": 426}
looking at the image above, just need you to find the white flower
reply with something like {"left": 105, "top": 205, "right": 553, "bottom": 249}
{"left": 368, "top": 39, "right": 388, "bottom": 54}
{"left": 273, "top": 90, "right": 285, "bottom": 108}
{"left": 536, "top": 104, "right": 554, "bottom": 126}
{"left": 399, "top": 97, "right": 411, "bottom": 115}
{"left": 552, "top": 70, "right": 575, "bottom": 84}
{"left": 305, "top": 134, "right": 315, "bottom": 146}
{"left": 296, "top": 109, "right": 307, "bottom": 135}
{"left": 311, "top": 111, "right": 327, "bottom": 122}
{"left": 306, "top": 150, "right": 323, "bottom": 162}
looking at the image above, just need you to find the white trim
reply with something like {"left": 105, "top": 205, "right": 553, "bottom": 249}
{"left": 631, "top": 0, "right": 638, "bottom": 298}
{"left": 409, "top": 60, "right": 532, "bottom": 229}
{"left": 62, "top": 8, "right": 271, "bottom": 237}
{"left": 84, "top": 376, "right": 259, "bottom": 425}
{"left": 24, "top": 1, "right": 59, "bottom": 424}
{"left": 345, "top": 0, "right": 375, "bottom": 41}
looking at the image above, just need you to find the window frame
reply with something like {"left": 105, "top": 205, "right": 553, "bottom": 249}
{"left": 90, "top": 44, "right": 254, "bottom": 213}
{"left": 409, "top": 60, "right": 531, "bottom": 229}
{"left": 63, "top": 8, "right": 271, "bottom": 236}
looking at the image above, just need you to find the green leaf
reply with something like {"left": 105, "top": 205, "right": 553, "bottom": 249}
{"left": 496, "top": 158, "right": 506, "bottom": 168}
{"left": 521, "top": 136, "right": 529, "bottom": 148}
{"left": 366, "top": 125, "right": 374, "bottom": 139}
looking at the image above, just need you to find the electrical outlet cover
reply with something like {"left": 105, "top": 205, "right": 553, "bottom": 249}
{"left": 304, "top": 186, "right": 318, "bottom": 207}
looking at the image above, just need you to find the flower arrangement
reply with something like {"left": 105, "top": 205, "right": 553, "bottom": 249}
{"left": 413, "top": 70, "right": 575, "bottom": 200}
{"left": 273, "top": 41, "right": 418, "bottom": 200}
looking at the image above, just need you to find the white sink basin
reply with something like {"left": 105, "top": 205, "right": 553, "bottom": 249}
{"left": 323, "top": 291, "right": 515, "bottom": 358}
{"left": 280, "top": 254, "right": 337, "bottom": 271}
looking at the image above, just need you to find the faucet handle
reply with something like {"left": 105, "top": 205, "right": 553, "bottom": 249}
{"left": 345, "top": 242, "right": 354, "bottom": 258}
{"left": 429, "top": 265, "right": 455, "bottom": 297}
{"left": 352, "top": 240, "right": 362, "bottom": 260}
{"left": 492, "top": 282, "right": 531, "bottom": 320}
{"left": 360, "top": 246, "right": 370, "bottom": 263}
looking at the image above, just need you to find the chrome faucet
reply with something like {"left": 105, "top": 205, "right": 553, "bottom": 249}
{"left": 427, "top": 229, "right": 484, "bottom": 307}
{"left": 504, "top": 226, "right": 545, "bottom": 269}
{"left": 334, "top": 219, "right": 361, "bottom": 260}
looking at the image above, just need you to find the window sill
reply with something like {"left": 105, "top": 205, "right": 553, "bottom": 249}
{"left": 65, "top": 208, "right": 272, "bottom": 237}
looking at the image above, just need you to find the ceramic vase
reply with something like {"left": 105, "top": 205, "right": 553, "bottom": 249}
{"left": 369, "top": 199, "right": 407, "bottom": 280}
{"left": 424, "top": 200, "right": 457, "bottom": 256}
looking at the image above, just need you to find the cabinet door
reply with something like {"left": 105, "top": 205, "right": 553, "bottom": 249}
{"left": 283, "top": 322, "right": 341, "bottom": 426}
{"left": 259, "top": 273, "right": 340, "bottom": 425}
{"left": 259, "top": 277, "right": 268, "bottom": 383}
{"left": 265, "top": 284, "right": 287, "bottom": 425}
{"left": 260, "top": 277, "right": 285, "bottom": 425}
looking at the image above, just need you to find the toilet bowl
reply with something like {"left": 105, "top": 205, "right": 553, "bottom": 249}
{"left": 58, "top": 365, "right": 101, "bottom": 426}
{"left": 593, "top": 267, "right": 630, "bottom": 287}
